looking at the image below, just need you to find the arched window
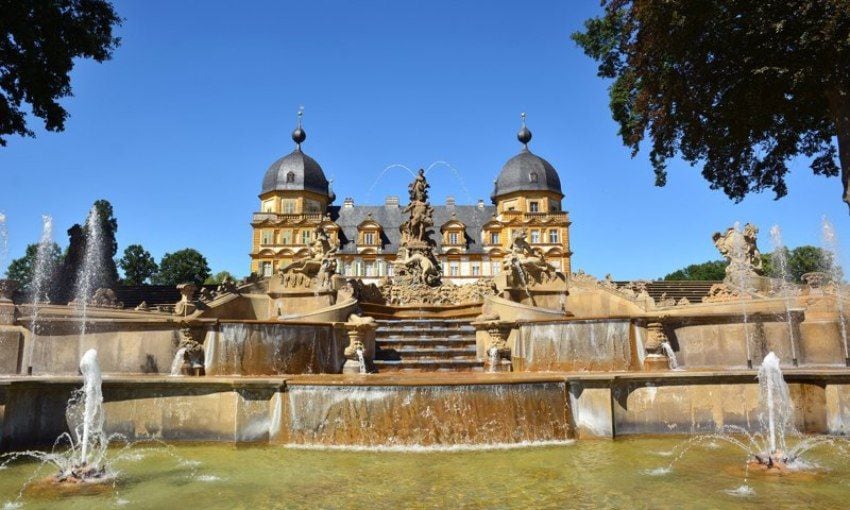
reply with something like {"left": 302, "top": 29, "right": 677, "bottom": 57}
{"left": 529, "top": 172, "right": 538, "bottom": 183}
{"left": 286, "top": 171, "right": 295, "bottom": 183}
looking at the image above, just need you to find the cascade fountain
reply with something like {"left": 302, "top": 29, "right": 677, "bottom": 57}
{"left": 24, "top": 215, "right": 54, "bottom": 373}
{"left": 72, "top": 207, "right": 105, "bottom": 338}
{"left": 822, "top": 217, "right": 849, "bottom": 366}
{"left": 769, "top": 225, "right": 799, "bottom": 365}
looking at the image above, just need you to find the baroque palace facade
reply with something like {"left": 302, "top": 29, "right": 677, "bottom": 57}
{"left": 250, "top": 116, "right": 572, "bottom": 284}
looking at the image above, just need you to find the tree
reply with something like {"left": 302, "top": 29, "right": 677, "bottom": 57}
{"left": 153, "top": 249, "right": 210, "bottom": 286}
{"left": 204, "top": 270, "right": 235, "bottom": 285}
{"left": 766, "top": 245, "right": 837, "bottom": 282}
{"left": 118, "top": 244, "right": 158, "bottom": 285}
{"left": 5, "top": 242, "right": 62, "bottom": 291}
{"left": 663, "top": 260, "right": 727, "bottom": 281}
{"left": 55, "top": 199, "right": 119, "bottom": 302}
{"left": 573, "top": 1, "right": 850, "bottom": 211}
{"left": 0, "top": 0, "right": 122, "bottom": 146}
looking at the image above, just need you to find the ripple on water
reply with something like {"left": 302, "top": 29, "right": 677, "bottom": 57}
{"left": 642, "top": 467, "right": 671, "bottom": 477}
{"left": 723, "top": 485, "right": 755, "bottom": 497}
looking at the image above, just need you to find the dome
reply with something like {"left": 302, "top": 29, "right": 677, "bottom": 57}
{"left": 260, "top": 115, "right": 331, "bottom": 198}
{"left": 491, "top": 118, "right": 563, "bottom": 201}
{"left": 261, "top": 150, "right": 330, "bottom": 196}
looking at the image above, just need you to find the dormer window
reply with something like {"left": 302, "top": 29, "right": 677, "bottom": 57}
{"left": 448, "top": 232, "right": 459, "bottom": 245}
{"left": 529, "top": 172, "right": 538, "bottom": 183}
{"left": 286, "top": 171, "right": 295, "bottom": 183}
{"left": 364, "top": 232, "right": 375, "bottom": 245}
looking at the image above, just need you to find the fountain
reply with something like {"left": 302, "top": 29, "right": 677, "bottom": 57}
{"left": 822, "top": 217, "right": 849, "bottom": 366}
{"left": 72, "top": 207, "right": 105, "bottom": 338}
{"left": 769, "top": 225, "right": 799, "bottom": 366}
{"left": 748, "top": 352, "right": 795, "bottom": 471}
{"left": 24, "top": 215, "right": 54, "bottom": 374}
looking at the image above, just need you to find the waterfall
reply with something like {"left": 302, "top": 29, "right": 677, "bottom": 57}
{"left": 170, "top": 347, "right": 187, "bottom": 376}
{"left": 660, "top": 341, "right": 679, "bottom": 370}
{"left": 518, "top": 320, "right": 631, "bottom": 371}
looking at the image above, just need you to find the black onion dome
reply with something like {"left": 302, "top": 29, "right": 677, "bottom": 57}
{"left": 491, "top": 118, "right": 562, "bottom": 201}
{"left": 260, "top": 116, "right": 330, "bottom": 198}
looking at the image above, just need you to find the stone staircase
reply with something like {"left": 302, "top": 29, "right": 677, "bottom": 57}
{"left": 373, "top": 319, "right": 484, "bottom": 372}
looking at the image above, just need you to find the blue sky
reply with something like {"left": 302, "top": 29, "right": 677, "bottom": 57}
{"left": 0, "top": 0, "right": 844, "bottom": 280}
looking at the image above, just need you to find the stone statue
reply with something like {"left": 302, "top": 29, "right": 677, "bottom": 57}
{"left": 502, "top": 229, "right": 559, "bottom": 286}
{"left": 216, "top": 275, "right": 238, "bottom": 296}
{"left": 89, "top": 288, "right": 123, "bottom": 308}
{"left": 401, "top": 250, "right": 441, "bottom": 286}
{"left": 278, "top": 226, "right": 338, "bottom": 288}
{"left": 712, "top": 223, "right": 764, "bottom": 279}
{"left": 401, "top": 200, "right": 432, "bottom": 244}
{"left": 408, "top": 168, "right": 429, "bottom": 203}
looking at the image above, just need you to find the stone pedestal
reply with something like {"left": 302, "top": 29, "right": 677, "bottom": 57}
{"left": 0, "top": 279, "right": 18, "bottom": 326}
{"left": 643, "top": 322, "right": 673, "bottom": 372}
{"left": 472, "top": 319, "right": 513, "bottom": 372}
{"left": 342, "top": 320, "right": 377, "bottom": 374}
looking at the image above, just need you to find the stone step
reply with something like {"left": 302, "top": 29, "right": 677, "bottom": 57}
{"left": 375, "top": 347, "right": 477, "bottom": 360}
{"left": 375, "top": 325, "right": 475, "bottom": 335}
{"left": 376, "top": 338, "right": 476, "bottom": 349}
{"left": 372, "top": 359, "right": 486, "bottom": 372}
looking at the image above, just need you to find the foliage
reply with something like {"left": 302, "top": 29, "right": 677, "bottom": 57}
{"left": 153, "top": 249, "right": 210, "bottom": 286}
{"left": 0, "top": 0, "right": 122, "bottom": 146}
{"left": 4, "top": 242, "right": 62, "bottom": 290}
{"left": 204, "top": 270, "right": 235, "bottom": 285}
{"left": 764, "top": 245, "right": 838, "bottom": 282}
{"left": 663, "top": 260, "right": 727, "bottom": 281}
{"left": 88, "top": 199, "right": 120, "bottom": 285}
{"left": 572, "top": 1, "right": 850, "bottom": 210}
{"left": 118, "top": 244, "right": 158, "bottom": 285}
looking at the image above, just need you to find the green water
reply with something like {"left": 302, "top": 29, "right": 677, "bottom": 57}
{"left": 1, "top": 438, "right": 849, "bottom": 509}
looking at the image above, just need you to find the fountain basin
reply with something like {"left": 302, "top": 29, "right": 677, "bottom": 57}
{"left": 2, "top": 371, "right": 850, "bottom": 450}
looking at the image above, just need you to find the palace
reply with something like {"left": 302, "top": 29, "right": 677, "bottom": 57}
{"left": 250, "top": 115, "right": 572, "bottom": 283}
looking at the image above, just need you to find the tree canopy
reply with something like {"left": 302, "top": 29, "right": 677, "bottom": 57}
{"left": 573, "top": 1, "right": 850, "bottom": 210}
{"left": 0, "top": 0, "right": 122, "bottom": 146}
{"left": 663, "top": 260, "right": 727, "bottom": 281}
{"left": 153, "top": 249, "right": 210, "bottom": 286}
{"left": 663, "top": 245, "right": 835, "bottom": 282}
{"left": 118, "top": 244, "right": 158, "bottom": 285}
{"left": 204, "top": 271, "right": 235, "bottom": 285}
{"left": 4, "top": 242, "right": 61, "bottom": 292}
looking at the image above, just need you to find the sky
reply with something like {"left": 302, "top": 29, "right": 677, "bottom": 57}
{"left": 0, "top": 0, "right": 845, "bottom": 281}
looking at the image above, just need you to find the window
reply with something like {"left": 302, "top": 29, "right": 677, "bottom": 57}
{"left": 549, "top": 229, "right": 559, "bottom": 243}
{"left": 529, "top": 172, "right": 538, "bottom": 183}
{"left": 448, "top": 232, "right": 459, "bottom": 245}
{"left": 491, "top": 262, "right": 500, "bottom": 275}
{"left": 365, "top": 261, "right": 375, "bottom": 277}
{"left": 281, "top": 230, "right": 291, "bottom": 245}
{"left": 364, "top": 232, "right": 375, "bottom": 245}
{"left": 261, "top": 230, "right": 273, "bottom": 245}
{"left": 530, "top": 230, "right": 540, "bottom": 243}
{"left": 449, "top": 263, "right": 459, "bottom": 276}
{"left": 305, "top": 200, "right": 321, "bottom": 213}
{"left": 301, "top": 230, "right": 311, "bottom": 244}
{"left": 387, "top": 264, "right": 394, "bottom": 277}
{"left": 529, "top": 201, "right": 539, "bottom": 213}
{"left": 471, "top": 264, "right": 480, "bottom": 276}
{"left": 262, "top": 200, "right": 274, "bottom": 213}
{"left": 261, "top": 262, "right": 272, "bottom": 277}
{"left": 489, "top": 232, "right": 499, "bottom": 245}
{"left": 282, "top": 200, "right": 296, "bottom": 214}
{"left": 285, "top": 171, "right": 295, "bottom": 183}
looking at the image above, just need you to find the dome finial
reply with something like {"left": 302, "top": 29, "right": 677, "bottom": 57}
{"left": 292, "top": 106, "right": 306, "bottom": 150}
{"left": 517, "top": 112, "right": 532, "bottom": 148}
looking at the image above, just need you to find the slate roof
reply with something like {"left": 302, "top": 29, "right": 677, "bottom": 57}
{"left": 329, "top": 204, "right": 498, "bottom": 254}
{"left": 492, "top": 149, "right": 563, "bottom": 200}
{"left": 261, "top": 149, "right": 330, "bottom": 197}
